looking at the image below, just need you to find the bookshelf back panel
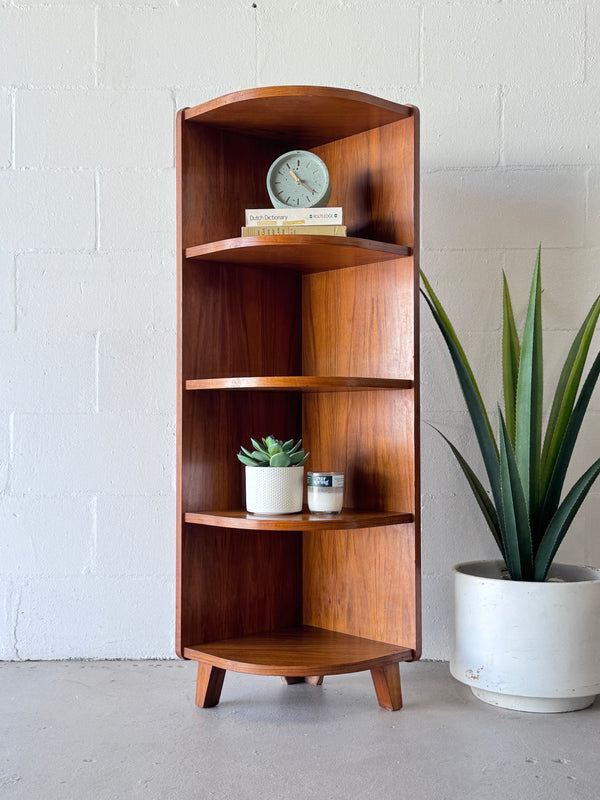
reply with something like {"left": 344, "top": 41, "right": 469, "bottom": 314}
{"left": 302, "top": 259, "right": 415, "bottom": 380}
{"left": 180, "top": 391, "right": 302, "bottom": 512}
{"left": 179, "top": 120, "right": 283, "bottom": 246}
{"left": 181, "top": 261, "right": 301, "bottom": 380}
{"left": 302, "top": 391, "right": 415, "bottom": 513}
{"left": 303, "top": 525, "right": 419, "bottom": 650}
{"left": 178, "top": 525, "right": 303, "bottom": 652}
{"left": 313, "top": 117, "right": 416, "bottom": 245}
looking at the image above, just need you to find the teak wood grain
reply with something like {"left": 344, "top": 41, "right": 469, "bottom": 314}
{"left": 184, "top": 86, "right": 411, "bottom": 146}
{"left": 185, "top": 376, "right": 413, "bottom": 392}
{"left": 176, "top": 86, "right": 420, "bottom": 709}
{"left": 184, "top": 626, "right": 413, "bottom": 676}
{"left": 185, "top": 236, "right": 410, "bottom": 272}
{"left": 184, "top": 509, "right": 413, "bottom": 531}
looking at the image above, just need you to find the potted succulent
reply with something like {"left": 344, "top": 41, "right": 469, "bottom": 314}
{"left": 237, "top": 435, "right": 309, "bottom": 514}
{"left": 422, "top": 247, "right": 600, "bottom": 712}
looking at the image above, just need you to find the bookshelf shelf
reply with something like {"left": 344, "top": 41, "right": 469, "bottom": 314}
{"left": 183, "top": 626, "right": 414, "bottom": 677}
{"left": 177, "top": 86, "right": 420, "bottom": 712}
{"left": 185, "top": 236, "right": 410, "bottom": 273}
{"left": 185, "top": 376, "right": 414, "bottom": 392}
{"left": 184, "top": 509, "right": 413, "bottom": 531}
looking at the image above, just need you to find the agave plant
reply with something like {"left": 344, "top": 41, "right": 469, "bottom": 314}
{"left": 421, "top": 247, "right": 600, "bottom": 581}
{"left": 237, "top": 435, "right": 309, "bottom": 468}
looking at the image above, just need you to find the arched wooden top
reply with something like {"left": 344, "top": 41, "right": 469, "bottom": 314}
{"left": 183, "top": 85, "right": 415, "bottom": 145}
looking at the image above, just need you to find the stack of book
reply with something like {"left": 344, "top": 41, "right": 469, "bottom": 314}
{"left": 242, "top": 207, "right": 345, "bottom": 237}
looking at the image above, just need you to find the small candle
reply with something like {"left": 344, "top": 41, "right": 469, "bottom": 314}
{"left": 307, "top": 472, "right": 344, "bottom": 514}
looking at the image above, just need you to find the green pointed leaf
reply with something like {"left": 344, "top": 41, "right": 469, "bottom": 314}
{"left": 534, "top": 457, "right": 600, "bottom": 581}
{"left": 287, "top": 439, "right": 302, "bottom": 455}
{"left": 282, "top": 439, "right": 294, "bottom": 452}
{"left": 240, "top": 446, "right": 255, "bottom": 459}
{"left": 430, "top": 425, "right": 504, "bottom": 556}
{"left": 270, "top": 451, "right": 291, "bottom": 467}
{"left": 539, "top": 349, "right": 600, "bottom": 531}
{"left": 498, "top": 407, "right": 534, "bottom": 580}
{"left": 541, "top": 294, "right": 600, "bottom": 493}
{"left": 289, "top": 450, "right": 309, "bottom": 465}
{"left": 515, "top": 246, "right": 543, "bottom": 522}
{"left": 251, "top": 438, "right": 268, "bottom": 456}
{"left": 502, "top": 272, "right": 521, "bottom": 447}
{"left": 421, "top": 273, "right": 502, "bottom": 516}
{"left": 251, "top": 449, "right": 270, "bottom": 462}
{"left": 237, "top": 453, "right": 258, "bottom": 467}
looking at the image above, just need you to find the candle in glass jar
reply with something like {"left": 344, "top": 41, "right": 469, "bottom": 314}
{"left": 307, "top": 472, "right": 344, "bottom": 514}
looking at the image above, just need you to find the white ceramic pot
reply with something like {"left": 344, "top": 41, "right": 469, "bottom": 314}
{"left": 450, "top": 560, "right": 600, "bottom": 713}
{"left": 245, "top": 466, "right": 304, "bottom": 514}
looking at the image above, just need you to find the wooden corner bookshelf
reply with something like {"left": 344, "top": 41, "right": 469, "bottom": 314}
{"left": 176, "top": 86, "right": 420, "bottom": 711}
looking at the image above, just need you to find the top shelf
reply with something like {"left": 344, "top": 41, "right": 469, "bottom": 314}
{"left": 183, "top": 86, "right": 413, "bottom": 146}
{"left": 185, "top": 236, "right": 410, "bottom": 273}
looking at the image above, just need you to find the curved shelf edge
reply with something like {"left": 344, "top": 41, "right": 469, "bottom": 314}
{"left": 185, "top": 236, "right": 411, "bottom": 272}
{"left": 183, "top": 626, "right": 415, "bottom": 676}
{"left": 185, "top": 376, "right": 414, "bottom": 392}
{"left": 184, "top": 509, "right": 414, "bottom": 531}
{"left": 183, "top": 86, "right": 413, "bottom": 144}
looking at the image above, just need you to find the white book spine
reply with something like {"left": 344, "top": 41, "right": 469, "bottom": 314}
{"left": 245, "top": 207, "right": 343, "bottom": 226}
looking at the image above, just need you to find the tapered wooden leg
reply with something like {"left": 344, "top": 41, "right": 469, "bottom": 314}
{"left": 281, "top": 676, "right": 324, "bottom": 685}
{"left": 370, "top": 663, "right": 403, "bottom": 710}
{"left": 305, "top": 676, "right": 324, "bottom": 685}
{"left": 195, "top": 664, "right": 226, "bottom": 708}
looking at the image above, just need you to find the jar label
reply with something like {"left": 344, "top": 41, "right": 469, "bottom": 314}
{"left": 307, "top": 474, "right": 344, "bottom": 488}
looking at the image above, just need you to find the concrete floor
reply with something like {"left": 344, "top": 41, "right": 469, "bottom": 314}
{"left": 1, "top": 660, "right": 599, "bottom": 800}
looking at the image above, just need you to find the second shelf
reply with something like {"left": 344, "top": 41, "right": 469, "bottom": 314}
{"left": 184, "top": 509, "right": 413, "bottom": 531}
{"left": 185, "top": 376, "right": 413, "bottom": 392}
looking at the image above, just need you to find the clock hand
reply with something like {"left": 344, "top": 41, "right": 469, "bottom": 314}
{"left": 289, "top": 170, "right": 316, "bottom": 195}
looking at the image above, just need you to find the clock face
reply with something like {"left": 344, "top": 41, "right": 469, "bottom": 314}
{"left": 266, "top": 150, "right": 331, "bottom": 209}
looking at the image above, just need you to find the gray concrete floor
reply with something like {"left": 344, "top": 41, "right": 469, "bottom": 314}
{"left": 1, "top": 660, "right": 600, "bottom": 800}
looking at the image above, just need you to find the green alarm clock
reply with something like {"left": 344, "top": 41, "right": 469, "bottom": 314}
{"left": 266, "top": 150, "right": 331, "bottom": 209}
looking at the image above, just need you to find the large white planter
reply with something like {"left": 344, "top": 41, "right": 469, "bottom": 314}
{"left": 450, "top": 560, "right": 600, "bottom": 713}
{"left": 245, "top": 466, "right": 304, "bottom": 514}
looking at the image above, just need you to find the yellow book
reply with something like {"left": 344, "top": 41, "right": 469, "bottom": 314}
{"left": 241, "top": 225, "right": 347, "bottom": 237}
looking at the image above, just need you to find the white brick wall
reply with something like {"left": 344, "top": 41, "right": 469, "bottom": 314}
{"left": 1, "top": 0, "right": 599, "bottom": 661}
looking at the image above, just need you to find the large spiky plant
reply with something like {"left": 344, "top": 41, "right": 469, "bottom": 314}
{"left": 421, "top": 247, "right": 600, "bottom": 581}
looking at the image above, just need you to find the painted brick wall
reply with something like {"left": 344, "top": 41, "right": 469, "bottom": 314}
{"left": 1, "top": 0, "right": 599, "bottom": 660}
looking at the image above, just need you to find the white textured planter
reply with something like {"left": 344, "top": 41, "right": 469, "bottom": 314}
{"left": 245, "top": 466, "right": 304, "bottom": 514}
{"left": 450, "top": 560, "right": 600, "bottom": 713}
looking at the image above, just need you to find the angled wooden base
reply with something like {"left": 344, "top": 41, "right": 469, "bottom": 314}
{"left": 194, "top": 663, "right": 403, "bottom": 709}
{"left": 370, "top": 663, "right": 403, "bottom": 710}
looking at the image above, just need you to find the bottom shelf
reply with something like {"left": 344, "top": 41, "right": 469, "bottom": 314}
{"left": 183, "top": 625, "right": 414, "bottom": 676}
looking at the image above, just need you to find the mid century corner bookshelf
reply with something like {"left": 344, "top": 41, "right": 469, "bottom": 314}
{"left": 176, "top": 86, "right": 420, "bottom": 711}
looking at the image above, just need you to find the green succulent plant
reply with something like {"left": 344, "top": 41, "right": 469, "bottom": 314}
{"left": 237, "top": 435, "right": 310, "bottom": 468}
{"left": 421, "top": 246, "right": 600, "bottom": 581}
